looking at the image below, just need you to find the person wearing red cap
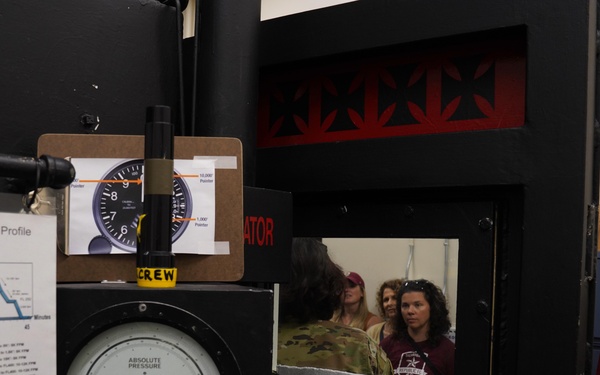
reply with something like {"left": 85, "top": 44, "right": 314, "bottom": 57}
{"left": 331, "top": 271, "right": 383, "bottom": 331}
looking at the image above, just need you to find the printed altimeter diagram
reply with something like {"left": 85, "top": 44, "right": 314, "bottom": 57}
{"left": 0, "top": 263, "right": 33, "bottom": 320}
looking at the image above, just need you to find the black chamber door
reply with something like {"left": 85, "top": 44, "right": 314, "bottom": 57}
{"left": 292, "top": 190, "right": 495, "bottom": 374}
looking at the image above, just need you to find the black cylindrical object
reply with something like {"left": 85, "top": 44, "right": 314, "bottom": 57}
{"left": 137, "top": 105, "right": 175, "bottom": 274}
{"left": 191, "top": 0, "right": 260, "bottom": 186}
{"left": 0, "top": 154, "right": 75, "bottom": 193}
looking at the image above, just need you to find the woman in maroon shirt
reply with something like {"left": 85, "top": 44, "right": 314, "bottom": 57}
{"left": 380, "top": 279, "right": 455, "bottom": 375}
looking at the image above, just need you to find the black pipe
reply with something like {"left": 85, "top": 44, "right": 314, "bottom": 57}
{"left": 136, "top": 105, "right": 176, "bottom": 285}
{"left": 0, "top": 153, "right": 75, "bottom": 193}
{"left": 189, "top": 0, "right": 261, "bottom": 186}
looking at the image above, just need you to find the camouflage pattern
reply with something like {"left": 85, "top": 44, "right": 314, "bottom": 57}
{"left": 278, "top": 320, "right": 393, "bottom": 375}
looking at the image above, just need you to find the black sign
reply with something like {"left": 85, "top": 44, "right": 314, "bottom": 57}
{"left": 241, "top": 186, "right": 292, "bottom": 283}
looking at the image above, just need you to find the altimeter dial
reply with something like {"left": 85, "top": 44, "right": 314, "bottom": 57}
{"left": 91, "top": 159, "right": 192, "bottom": 252}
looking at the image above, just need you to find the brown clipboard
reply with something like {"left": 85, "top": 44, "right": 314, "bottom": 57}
{"left": 38, "top": 134, "right": 244, "bottom": 282}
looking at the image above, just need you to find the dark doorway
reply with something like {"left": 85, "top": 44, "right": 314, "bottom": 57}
{"left": 291, "top": 188, "right": 511, "bottom": 373}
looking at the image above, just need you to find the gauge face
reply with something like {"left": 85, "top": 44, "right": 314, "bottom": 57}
{"left": 91, "top": 159, "right": 192, "bottom": 252}
{"left": 67, "top": 321, "right": 220, "bottom": 375}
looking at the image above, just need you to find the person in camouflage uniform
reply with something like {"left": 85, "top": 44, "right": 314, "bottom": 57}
{"left": 278, "top": 238, "right": 393, "bottom": 375}
{"left": 279, "top": 320, "right": 393, "bottom": 374}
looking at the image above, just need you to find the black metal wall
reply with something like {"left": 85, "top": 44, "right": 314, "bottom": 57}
{"left": 257, "top": 1, "right": 597, "bottom": 373}
{"left": 0, "top": 0, "right": 179, "bottom": 158}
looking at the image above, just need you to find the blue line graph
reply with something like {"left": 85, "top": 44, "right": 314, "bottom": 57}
{"left": 0, "top": 263, "right": 33, "bottom": 321}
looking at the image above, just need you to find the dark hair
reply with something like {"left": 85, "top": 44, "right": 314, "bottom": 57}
{"left": 393, "top": 279, "right": 451, "bottom": 346}
{"left": 279, "top": 238, "right": 345, "bottom": 323}
{"left": 375, "top": 278, "right": 405, "bottom": 317}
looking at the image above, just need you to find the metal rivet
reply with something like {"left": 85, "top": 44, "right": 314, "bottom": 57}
{"left": 478, "top": 217, "right": 493, "bottom": 231}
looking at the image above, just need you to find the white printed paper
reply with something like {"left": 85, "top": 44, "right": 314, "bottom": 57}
{"left": 68, "top": 158, "right": 219, "bottom": 255}
{"left": 0, "top": 212, "right": 57, "bottom": 375}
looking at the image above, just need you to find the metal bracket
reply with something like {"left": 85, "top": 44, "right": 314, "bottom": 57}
{"left": 585, "top": 203, "right": 597, "bottom": 280}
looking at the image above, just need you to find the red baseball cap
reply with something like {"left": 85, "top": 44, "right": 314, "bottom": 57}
{"left": 345, "top": 271, "right": 365, "bottom": 287}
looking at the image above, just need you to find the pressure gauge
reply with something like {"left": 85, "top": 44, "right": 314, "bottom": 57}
{"left": 58, "top": 299, "right": 242, "bottom": 375}
{"left": 91, "top": 159, "right": 192, "bottom": 253}
{"left": 66, "top": 321, "right": 220, "bottom": 375}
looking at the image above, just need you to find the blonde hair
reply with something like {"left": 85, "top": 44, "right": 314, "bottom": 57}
{"left": 331, "top": 284, "right": 371, "bottom": 330}
{"left": 375, "top": 278, "right": 405, "bottom": 317}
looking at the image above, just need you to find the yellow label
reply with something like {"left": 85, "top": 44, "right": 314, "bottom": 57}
{"left": 136, "top": 267, "right": 177, "bottom": 288}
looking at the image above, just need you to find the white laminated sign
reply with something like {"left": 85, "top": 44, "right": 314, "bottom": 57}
{"left": 0, "top": 212, "right": 57, "bottom": 375}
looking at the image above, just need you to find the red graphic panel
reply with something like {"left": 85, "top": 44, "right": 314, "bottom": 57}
{"left": 258, "top": 39, "right": 526, "bottom": 148}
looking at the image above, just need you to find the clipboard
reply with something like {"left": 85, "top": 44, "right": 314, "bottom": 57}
{"left": 37, "top": 134, "right": 244, "bottom": 282}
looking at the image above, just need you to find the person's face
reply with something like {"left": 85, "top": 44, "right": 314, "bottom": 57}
{"left": 382, "top": 287, "right": 397, "bottom": 319}
{"left": 400, "top": 291, "right": 431, "bottom": 332}
{"left": 344, "top": 280, "right": 363, "bottom": 305}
